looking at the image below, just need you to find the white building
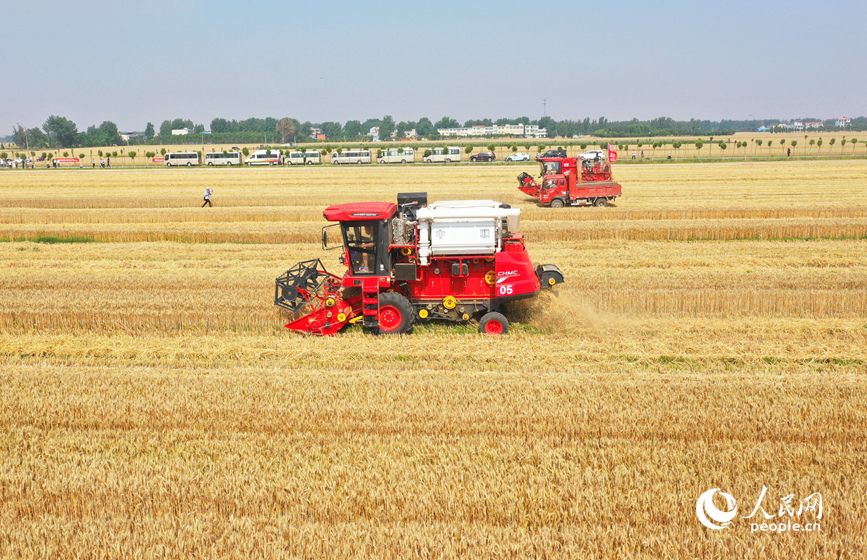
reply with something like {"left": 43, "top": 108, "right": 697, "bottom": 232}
{"left": 171, "top": 128, "right": 192, "bottom": 136}
{"left": 836, "top": 117, "right": 851, "bottom": 127}
{"left": 437, "top": 124, "right": 547, "bottom": 138}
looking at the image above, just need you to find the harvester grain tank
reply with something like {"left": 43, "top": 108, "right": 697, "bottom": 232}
{"left": 275, "top": 193, "right": 564, "bottom": 335}
{"left": 518, "top": 154, "right": 622, "bottom": 207}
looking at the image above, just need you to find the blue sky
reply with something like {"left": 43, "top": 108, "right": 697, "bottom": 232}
{"left": 1, "top": 0, "right": 864, "bottom": 134}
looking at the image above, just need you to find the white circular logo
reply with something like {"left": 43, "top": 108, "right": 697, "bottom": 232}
{"left": 696, "top": 488, "right": 738, "bottom": 530}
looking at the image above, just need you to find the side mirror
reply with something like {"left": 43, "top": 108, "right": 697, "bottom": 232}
{"left": 321, "top": 228, "right": 328, "bottom": 250}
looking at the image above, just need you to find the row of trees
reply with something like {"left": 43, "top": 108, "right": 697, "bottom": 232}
{"left": 10, "top": 114, "right": 867, "bottom": 150}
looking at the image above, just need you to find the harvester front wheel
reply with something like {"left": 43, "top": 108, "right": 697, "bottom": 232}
{"left": 479, "top": 312, "right": 509, "bottom": 335}
{"left": 377, "top": 292, "right": 414, "bottom": 335}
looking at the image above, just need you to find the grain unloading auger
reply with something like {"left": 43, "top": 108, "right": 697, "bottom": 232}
{"left": 275, "top": 192, "right": 564, "bottom": 335}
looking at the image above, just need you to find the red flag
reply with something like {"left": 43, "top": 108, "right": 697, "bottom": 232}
{"left": 607, "top": 143, "right": 618, "bottom": 163}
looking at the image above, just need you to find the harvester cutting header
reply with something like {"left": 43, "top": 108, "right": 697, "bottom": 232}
{"left": 518, "top": 153, "right": 622, "bottom": 208}
{"left": 275, "top": 193, "right": 564, "bottom": 335}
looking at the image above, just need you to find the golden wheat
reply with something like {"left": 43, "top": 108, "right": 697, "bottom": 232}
{"left": 0, "top": 160, "right": 865, "bottom": 558}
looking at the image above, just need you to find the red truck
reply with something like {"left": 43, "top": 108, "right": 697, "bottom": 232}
{"left": 518, "top": 155, "right": 622, "bottom": 207}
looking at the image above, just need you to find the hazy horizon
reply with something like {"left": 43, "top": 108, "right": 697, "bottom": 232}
{"left": 2, "top": 0, "right": 864, "bottom": 135}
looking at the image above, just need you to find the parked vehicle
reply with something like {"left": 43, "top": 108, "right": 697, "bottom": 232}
{"left": 332, "top": 149, "right": 372, "bottom": 165}
{"left": 285, "top": 151, "right": 322, "bottom": 165}
{"left": 579, "top": 150, "right": 605, "bottom": 161}
{"left": 165, "top": 152, "right": 201, "bottom": 166}
{"left": 205, "top": 151, "right": 242, "bottom": 166}
{"left": 469, "top": 151, "right": 496, "bottom": 162}
{"left": 246, "top": 150, "right": 281, "bottom": 165}
{"left": 378, "top": 147, "right": 415, "bottom": 164}
{"left": 536, "top": 149, "right": 566, "bottom": 159}
{"left": 505, "top": 152, "right": 531, "bottom": 162}
{"left": 424, "top": 147, "right": 462, "bottom": 164}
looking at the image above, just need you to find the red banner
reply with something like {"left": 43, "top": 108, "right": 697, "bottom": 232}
{"left": 607, "top": 144, "right": 618, "bottom": 163}
{"left": 152, "top": 157, "right": 164, "bottom": 163}
{"left": 53, "top": 158, "right": 79, "bottom": 163}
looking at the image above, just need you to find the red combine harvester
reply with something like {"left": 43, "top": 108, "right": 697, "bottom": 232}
{"left": 518, "top": 154, "right": 622, "bottom": 208}
{"left": 275, "top": 193, "right": 564, "bottom": 335}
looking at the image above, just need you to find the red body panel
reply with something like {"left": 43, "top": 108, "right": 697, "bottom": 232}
{"left": 323, "top": 202, "right": 397, "bottom": 221}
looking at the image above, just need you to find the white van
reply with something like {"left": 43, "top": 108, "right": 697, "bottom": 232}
{"left": 331, "top": 149, "right": 371, "bottom": 165}
{"left": 285, "top": 151, "right": 322, "bottom": 165}
{"left": 205, "top": 151, "right": 242, "bottom": 166}
{"left": 165, "top": 152, "right": 200, "bottom": 166}
{"left": 424, "top": 146, "right": 461, "bottom": 163}
{"left": 378, "top": 147, "right": 415, "bottom": 164}
{"left": 245, "top": 149, "right": 281, "bottom": 165}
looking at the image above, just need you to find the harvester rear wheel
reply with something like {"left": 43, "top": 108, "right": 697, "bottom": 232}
{"left": 377, "top": 292, "right": 414, "bottom": 335}
{"left": 479, "top": 312, "right": 509, "bottom": 335}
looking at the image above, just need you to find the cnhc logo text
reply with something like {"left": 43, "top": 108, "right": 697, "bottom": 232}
{"left": 696, "top": 486, "right": 823, "bottom": 533}
{"left": 696, "top": 489, "right": 738, "bottom": 530}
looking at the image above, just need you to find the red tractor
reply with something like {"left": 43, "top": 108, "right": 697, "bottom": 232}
{"left": 275, "top": 193, "right": 564, "bottom": 335}
{"left": 518, "top": 154, "right": 622, "bottom": 208}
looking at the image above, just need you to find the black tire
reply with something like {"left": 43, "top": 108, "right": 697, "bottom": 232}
{"left": 376, "top": 292, "right": 414, "bottom": 335}
{"left": 594, "top": 198, "right": 608, "bottom": 207}
{"left": 479, "top": 312, "right": 509, "bottom": 335}
{"left": 550, "top": 198, "right": 565, "bottom": 209}
{"left": 187, "top": 162, "right": 192, "bottom": 166}
{"left": 425, "top": 158, "right": 432, "bottom": 164}
{"left": 445, "top": 158, "right": 451, "bottom": 164}
{"left": 208, "top": 162, "right": 213, "bottom": 166}
{"left": 356, "top": 160, "right": 362, "bottom": 165}
{"left": 470, "top": 157, "right": 477, "bottom": 162}
{"left": 401, "top": 159, "right": 406, "bottom": 164}
{"left": 227, "top": 162, "right": 232, "bottom": 166}
{"left": 306, "top": 160, "right": 313, "bottom": 165}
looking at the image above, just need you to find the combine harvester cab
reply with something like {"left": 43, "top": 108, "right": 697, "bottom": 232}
{"left": 518, "top": 154, "right": 622, "bottom": 208}
{"left": 275, "top": 193, "right": 564, "bottom": 335}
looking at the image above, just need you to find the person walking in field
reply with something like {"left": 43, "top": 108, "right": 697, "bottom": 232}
{"left": 202, "top": 187, "right": 213, "bottom": 207}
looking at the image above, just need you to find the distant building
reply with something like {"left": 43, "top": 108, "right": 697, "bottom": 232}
{"left": 437, "top": 124, "right": 547, "bottom": 138}
{"left": 755, "top": 126, "right": 771, "bottom": 132}
{"left": 171, "top": 128, "right": 192, "bottom": 136}
{"left": 310, "top": 127, "right": 322, "bottom": 138}
{"left": 835, "top": 117, "right": 851, "bottom": 127}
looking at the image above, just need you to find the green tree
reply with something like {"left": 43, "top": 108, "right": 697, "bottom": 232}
{"left": 817, "top": 138, "right": 823, "bottom": 153}
{"left": 43, "top": 115, "right": 79, "bottom": 148}
{"left": 695, "top": 139, "right": 704, "bottom": 158}
{"left": 851, "top": 138, "right": 858, "bottom": 155}
{"left": 464, "top": 145, "right": 474, "bottom": 155}
{"left": 144, "top": 122, "right": 155, "bottom": 139}
{"left": 128, "top": 151, "right": 136, "bottom": 165}
{"left": 343, "top": 120, "right": 363, "bottom": 139}
{"left": 790, "top": 140, "right": 797, "bottom": 154}
{"left": 378, "top": 115, "right": 395, "bottom": 141}
{"left": 276, "top": 117, "right": 297, "bottom": 144}
{"left": 809, "top": 139, "right": 815, "bottom": 153}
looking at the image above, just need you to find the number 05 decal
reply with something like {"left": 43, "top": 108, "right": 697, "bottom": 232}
{"left": 498, "top": 284, "right": 514, "bottom": 296}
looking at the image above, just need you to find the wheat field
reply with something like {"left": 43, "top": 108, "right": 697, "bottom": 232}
{"left": 0, "top": 161, "right": 865, "bottom": 558}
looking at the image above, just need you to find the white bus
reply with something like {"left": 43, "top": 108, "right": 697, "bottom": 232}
{"left": 424, "top": 146, "right": 462, "bottom": 163}
{"left": 377, "top": 147, "right": 415, "bottom": 164}
{"left": 331, "top": 149, "right": 371, "bottom": 165}
{"left": 285, "top": 151, "right": 322, "bottom": 165}
{"left": 205, "top": 151, "right": 242, "bottom": 166}
{"left": 165, "top": 152, "right": 201, "bottom": 166}
{"left": 245, "top": 149, "right": 281, "bottom": 165}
